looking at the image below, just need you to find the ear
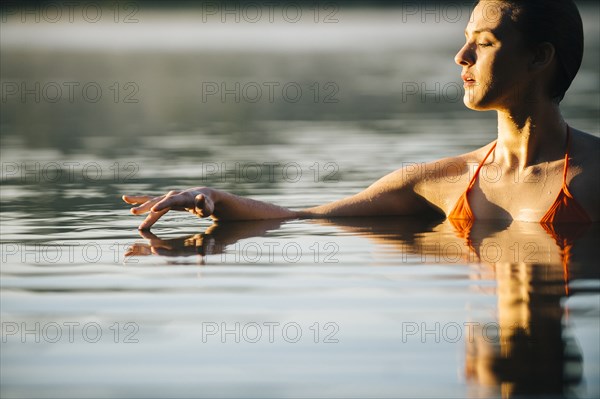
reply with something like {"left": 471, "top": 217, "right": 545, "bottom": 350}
{"left": 530, "top": 42, "right": 556, "bottom": 71}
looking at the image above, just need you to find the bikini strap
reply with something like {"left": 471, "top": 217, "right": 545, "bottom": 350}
{"left": 466, "top": 141, "right": 497, "bottom": 191}
{"left": 562, "top": 125, "right": 572, "bottom": 188}
{"left": 467, "top": 127, "right": 568, "bottom": 193}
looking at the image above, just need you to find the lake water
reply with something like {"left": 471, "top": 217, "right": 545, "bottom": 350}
{"left": 1, "top": 3, "right": 599, "bottom": 398}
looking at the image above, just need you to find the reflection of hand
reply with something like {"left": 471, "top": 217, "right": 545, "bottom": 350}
{"left": 125, "top": 219, "right": 286, "bottom": 259}
{"left": 122, "top": 187, "right": 217, "bottom": 230}
{"left": 125, "top": 230, "right": 217, "bottom": 258}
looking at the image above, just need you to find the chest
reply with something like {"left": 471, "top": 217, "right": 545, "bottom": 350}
{"left": 467, "top": 163, "right": 582, "bottom": 221}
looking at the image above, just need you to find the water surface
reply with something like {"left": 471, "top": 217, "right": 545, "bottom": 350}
{"left": 1, "top": 4, "right": 599, "bottom": 399}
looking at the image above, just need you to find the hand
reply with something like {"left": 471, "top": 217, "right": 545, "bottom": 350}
{"left": 122, "top": 187, "right": 217, "bottom": 230}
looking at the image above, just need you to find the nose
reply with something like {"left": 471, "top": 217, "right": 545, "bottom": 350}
{"left": 454, "top": 42, "right": 474, "bottom": 66}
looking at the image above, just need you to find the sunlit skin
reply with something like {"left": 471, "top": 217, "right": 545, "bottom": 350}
{"left": 123, "top": 1, "right": 599, "bottom": 230}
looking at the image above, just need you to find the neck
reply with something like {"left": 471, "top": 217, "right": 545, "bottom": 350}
{"left": 495, "top": 101, "right": 567, "bottom": 170}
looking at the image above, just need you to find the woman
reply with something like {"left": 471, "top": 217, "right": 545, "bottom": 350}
{"left": 123, "top": 0, "right": 599, "bottom": 231}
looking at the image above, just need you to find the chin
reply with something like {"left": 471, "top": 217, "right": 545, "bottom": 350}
{"left": 463, "top": 98, "right": 489, "bottom": 111}
{"left": 463, "top": 92, "right": 497, "bottom": 111}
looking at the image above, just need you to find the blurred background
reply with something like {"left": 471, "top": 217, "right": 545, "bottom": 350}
{"left": 1, "top": 0, "right": 598, "bottom": 154}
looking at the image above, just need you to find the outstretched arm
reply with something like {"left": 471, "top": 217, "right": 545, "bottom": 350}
{"left": 298, "top": 167, "right": 433, "bottom": 218}
{"left": 122, "top": 165, "right": 436, "bottom": 230}
{"left": 123, "top": 188, "right": 297, "bottom": 230}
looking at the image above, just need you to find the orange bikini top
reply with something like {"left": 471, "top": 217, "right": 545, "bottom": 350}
{"left": 449, "top": 126, "right": 591, "bottom": 225}
{"left": 448, "top": 126, "right": 591, "bottom": 292}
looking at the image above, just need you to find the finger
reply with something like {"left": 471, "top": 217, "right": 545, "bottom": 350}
{"left": 138, "top": 230, "right": 165, "bottom": 247}
{"left": 139, "top": 208, "right": 169, "bottom": 230}
{"left": 194, "top": 194, "right": 214, "bottom": 217}
{"left": 125, "top": 244, "right": 152, "bottom": 257}
{"left": 122, "top": 195, "right": 153, "bottom": 204}
{"left": 131, "top": 197, "right": 163, "bottom": 215}
{"left": 138, "top": 230, "right": 160, "bottom": 240}
{"left": 152, "top": 193, "right": 192, "bottom": 212}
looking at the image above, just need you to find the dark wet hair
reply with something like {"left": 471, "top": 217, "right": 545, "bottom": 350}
{"left": 476, "top": 0, "right": 584, "bottom": 103}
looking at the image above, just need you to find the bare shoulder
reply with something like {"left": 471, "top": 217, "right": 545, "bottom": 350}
{"left": 365, "top": 142, "right": 494, "bottom": 209}
{"left": 415, "top": 141, "right": 497, "bottom": 183}
{"left": 410, "top": 141, "right": 497, "bottom": 213}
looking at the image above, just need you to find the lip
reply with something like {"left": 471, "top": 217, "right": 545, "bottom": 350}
{"left": 461, "top": 73, "right": 477, "bottom": 87}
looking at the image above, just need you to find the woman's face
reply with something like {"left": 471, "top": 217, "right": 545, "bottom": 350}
{"left": 455, "top": 1, "right": 533, "bottom": 111}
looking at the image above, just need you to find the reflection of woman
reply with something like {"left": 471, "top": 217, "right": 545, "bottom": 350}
{"left": 124, "top": 0, "right": 598, "bottom": 230}
{"left": 127, "top": 218, "right": 592, "bottom": 396}
{"left": 465, "top": 261, "right": 583, "bottom": 398}
{"left": 127, "top": 218, "right": 599, "bottom": 271}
